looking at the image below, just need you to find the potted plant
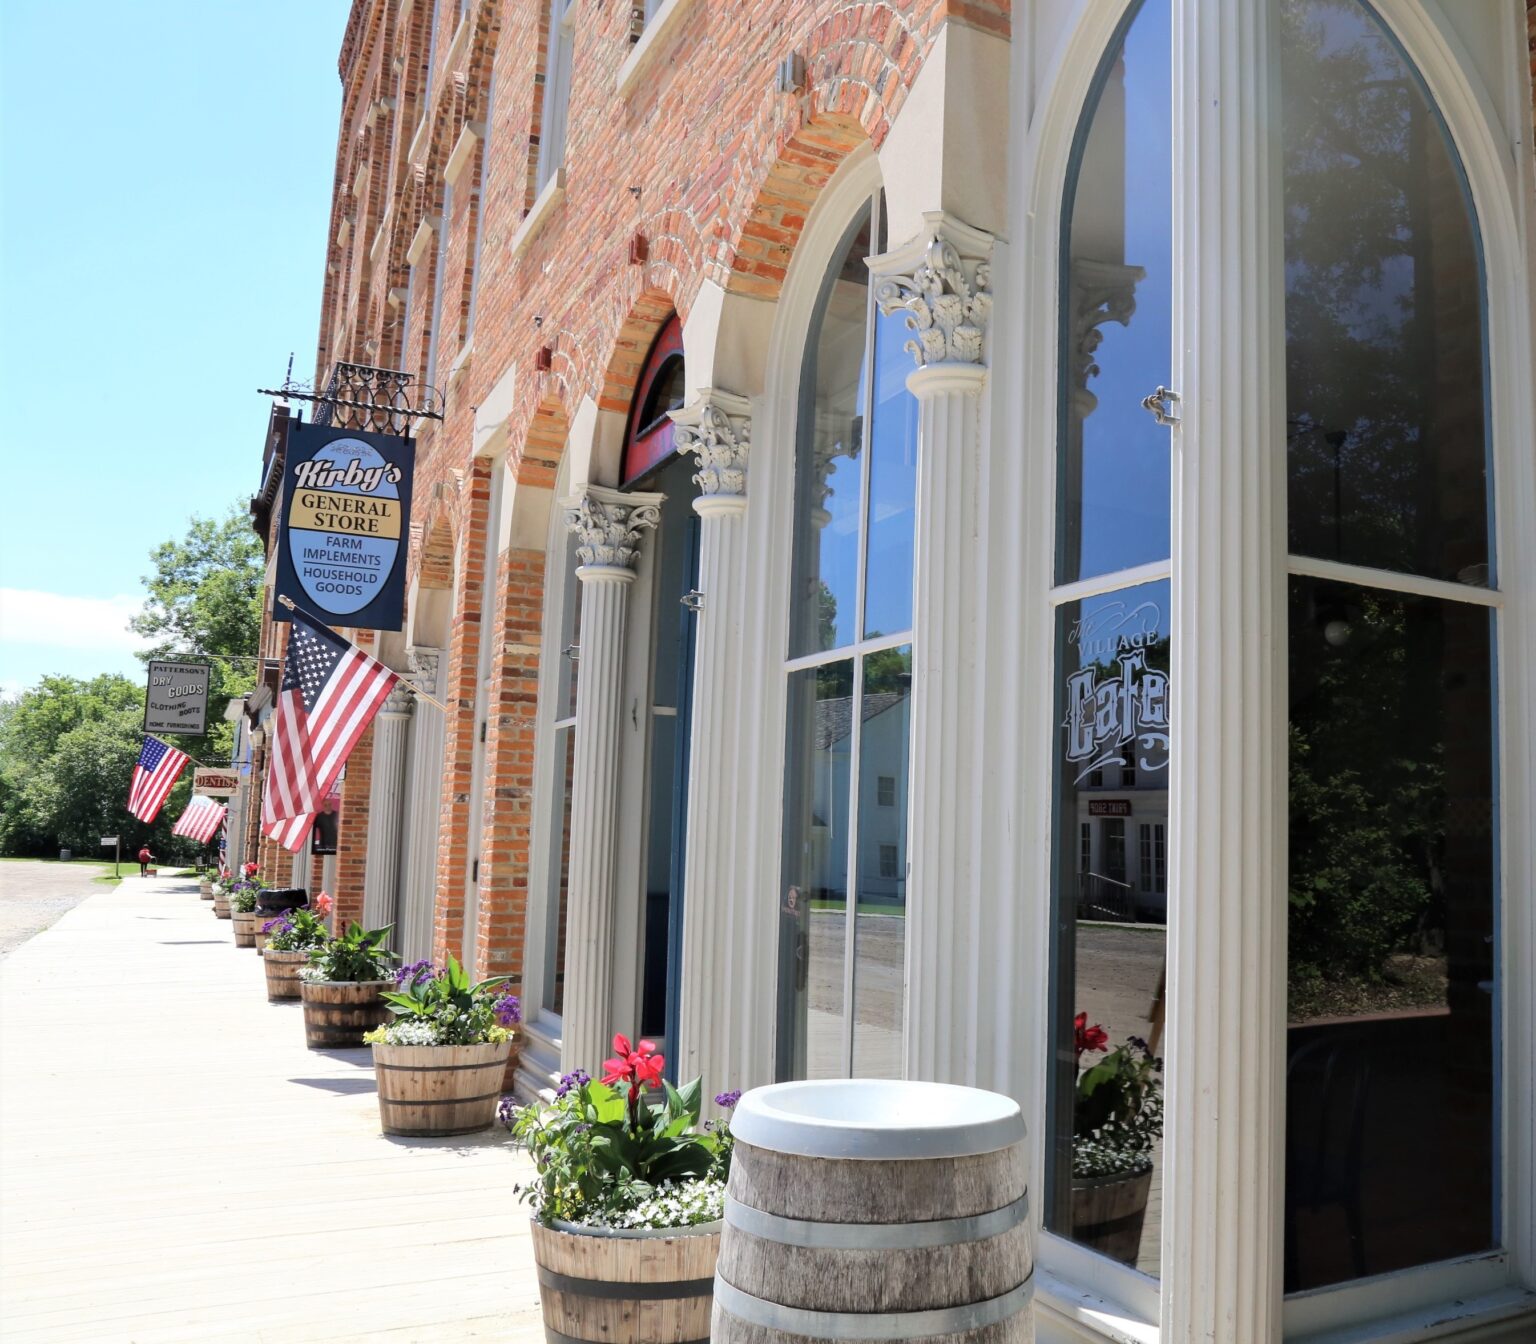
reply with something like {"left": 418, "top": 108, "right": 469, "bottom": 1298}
{"left": 1069, "top": 1013, "right": 1164, "bottom": 1265}
{"left": 506, "top": 1034, "right": 734, "bottom": 1344}
{"left": 298, "top": 921, "right": 400, "bottom": 1049}
{"left": 261, "top": 893, "right": 333, "bottom": 1001}
{"left": 211, "top": 866, "right": 233, "bottom": 919}
{"left": 362, "top": 957, "right": 517, "bottom": 1136}
{"left": 228, "top": 877, "right": 266, "bottom": 948}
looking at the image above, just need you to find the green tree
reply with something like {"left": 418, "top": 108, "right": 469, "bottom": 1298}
{"left": 130, "top": 503, "right": 263, "bottom": 764}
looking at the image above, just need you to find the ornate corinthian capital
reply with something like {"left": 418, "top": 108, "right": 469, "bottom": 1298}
{"left": 671, "top": 389, "right": 751, "bottom": 502}
{"left": 563, "top": 484, "right": 662, "bottom": 573}
{"left": 1070, "top": 257, "right": 1145, "bottom": 416}
{"left": 870, "top": 212, "right": 994, "bottom": 368}
{"left": 381, "top": 681, "right": 417, "bottom": 717}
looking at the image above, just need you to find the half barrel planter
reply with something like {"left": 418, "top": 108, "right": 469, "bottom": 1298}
{"left": 231, "top": 910, "right": 261, "bottom": 948}
{"left": 715, "top": 1079, "right": 1034, "bottom": 1344}
{"left": 372, "top": 1040, "right": 511, "bottom": 1136}
{"left": 300, "top": 979, "right": 392, "bottom": 1049}
{"left": 530, "top": 1218, "right": 719, "bottom": 1344}
{"left": 199, "top": 878, "right": 213, "bottom": 900}
{"left": 262, "top": 949, "right": 308, "bottom": 1001}
{"left": 213, "top": 888, "right": 231, "bottom": 919}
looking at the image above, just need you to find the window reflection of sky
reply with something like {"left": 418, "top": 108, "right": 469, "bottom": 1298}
{"left": 1062, "top": 2, "right": 1172, "bottom": 583}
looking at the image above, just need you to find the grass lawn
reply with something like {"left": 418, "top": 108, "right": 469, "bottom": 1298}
{"left": 808, "top": 899, "right": 907, "bottom": 918}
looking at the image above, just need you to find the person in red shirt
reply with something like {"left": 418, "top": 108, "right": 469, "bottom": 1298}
{"left": 137, "top": 845, "right": 153, "bottom": 877}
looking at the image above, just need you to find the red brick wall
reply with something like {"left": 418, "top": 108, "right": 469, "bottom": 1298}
{"left": 285, "top": 0, "right": 1005, "bottom": 984}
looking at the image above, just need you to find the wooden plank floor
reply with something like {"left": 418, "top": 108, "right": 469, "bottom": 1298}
{"left": 0, "top": 874, "right": 546, "bottom": 1343}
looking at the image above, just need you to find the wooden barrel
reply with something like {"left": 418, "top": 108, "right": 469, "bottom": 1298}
{"left": 213, "top": 890, "right": 231, "bottom": 919}
{"left": 1069, "top": 1169, "right": 1151, "bottom": 1266}
{"left": 199, "top": 879, "right": 213, "bottom": 900}
{"left": 530, "top": 1218, "right": 719, "bottom": 1344}
{"left": 262, "top": 949, "right": 308, "bottom": 1001}
{"left": 500, "top": 1037, "right": 523, "bottom": 1096}
{"left": 232, "top": 910, "right": 260, "bottom": 948}
{"left": 714, "top": 1080, "right": 1033, "bottom": 1343}
{"left": 372, "top": 1040, "right": 511, "bottom": 1136}
{"left": 300, "top": 979, "right": 392, "bottom": 1049}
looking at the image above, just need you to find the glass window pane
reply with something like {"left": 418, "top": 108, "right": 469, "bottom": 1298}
{"left": 777, "top": 659, "right": 855, "bottom": 1079}
{"left": 1286, "top": 577, "right": 1495, "bottom": 1289}
{"left": 1281, "top": 0, "right": 1489, "bottom": 584}
{"left": 1046, "top": 577, "right": 1170, "bottom": 1275}
{"left": 543, "top": 725, "right": 575, "bottom": 1015}
{"left": 557, "top": 536, "right": 582, "bottom": 720}
{"left": 862, "top": 311, "right": 918, "bottom": 640}
{"left": 789, "top": 209, "right": 872, "bottom": 657}
{"left": 1057, "top": 0, "right": 1172, "bottom": 585}
{"left": 640, "top": 711, "right": 676, "bottom": 1039}
{"left": 852, "top": 646, "right": 912, "bottom": 1077}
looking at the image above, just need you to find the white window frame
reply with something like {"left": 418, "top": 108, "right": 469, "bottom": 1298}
{"left": 535, "top": 0, "right": 575, "bottom": 193}
{"left": 1006, "top": 1, "right": 1536, "bottom": 1340}
{"left": 423, "top": 177, "right": 452, "bottom": 397}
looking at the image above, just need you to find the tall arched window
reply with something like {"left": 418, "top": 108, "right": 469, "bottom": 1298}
{"left": 777, "top": 185, "right": 919, "bottom": 1082}
{"left": 1045, "top": 0, "right": 1501, "bottom": 1313}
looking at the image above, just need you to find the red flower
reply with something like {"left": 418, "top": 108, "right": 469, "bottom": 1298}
{"left": 314, "top": 891, "right": 334, "bottom": 917}
{"left": 601, "top": 1034, "right": 664, "bottom": 1087}
{"left": 1074, "top": 1012, "right": 1109, "bottom": 1060}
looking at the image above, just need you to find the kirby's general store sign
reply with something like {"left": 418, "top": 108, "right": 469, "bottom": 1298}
{"left": 144, "top": 660, "right": 209, "bottom": 736}
{"left": 274, "top": 422, "right": 415, "bottom": 632}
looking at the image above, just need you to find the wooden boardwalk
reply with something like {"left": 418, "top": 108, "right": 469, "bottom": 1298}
{"left": 0, "top": 874, "right": 545, "bottom": 1343}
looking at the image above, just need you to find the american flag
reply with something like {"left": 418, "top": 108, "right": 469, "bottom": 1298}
{"left": 261, "top": 610, "right": 397, "bottom": 832}
{"left": 172, "top": 796, "right": 227, "bottom": 845}
{"left": 127, "top": 736, "right": 189, "bottom": 823}
{"left": 262, "top": 777, "right": 341, "bottom": 854}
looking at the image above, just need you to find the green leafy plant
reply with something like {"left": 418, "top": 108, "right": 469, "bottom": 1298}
{"left": 503, "top": 1034, "right": 737, "bottom": 1228}
{"left": 1071, "top": 1015, "right": 1163, "bottom": 1179}
{"left": 302, "top": 921, "right": 399, "bottom": 984}
{"left": 264, "top": 906, "right": 330, "bottom": 953}
{"left": 362, "top": 955, "right": 516, "bottom": 1046}
{"left": 227, "top": 879, "right": 264, "bottom": 913}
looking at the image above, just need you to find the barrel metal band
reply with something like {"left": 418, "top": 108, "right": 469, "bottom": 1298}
{"left": 725, "top": 1190, "right": 1030, "bottom": 1250}
{"left": 375, "top": 1061, "right": 504, "bottom": 1073}
{"left": 379, "top": 1090, "right": 501, "bottom": 1107}
{"left": 544, "top": 1332, "right": 707, "bottom": 1344}
{"left": 536, "top": 1266, "right": 715, "bottom": 1300}
{"left": 713, "top": 1273, "right": 1034, "bottom": 1339}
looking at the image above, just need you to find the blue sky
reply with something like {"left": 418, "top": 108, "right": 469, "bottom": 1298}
{"left": 0, "top": 2, "right": 345, "bottom": 696}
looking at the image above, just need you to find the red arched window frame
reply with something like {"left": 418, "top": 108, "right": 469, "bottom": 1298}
{"left": 620, "top": 315, "right": 686, "bottom": 485}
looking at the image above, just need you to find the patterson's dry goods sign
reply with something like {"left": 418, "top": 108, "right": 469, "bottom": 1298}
{"left": 274, "top": 422, "right": 415, "bottom": 632}
{"left": 192, "top": 768, "right": 239, "bottom": 797}
{"left": 144, "top": 661, "right": 210, "bottom": 735}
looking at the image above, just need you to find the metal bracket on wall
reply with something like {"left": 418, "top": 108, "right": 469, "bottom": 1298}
{"left": 1140, "top": 385, "right": 1181, "bottom": 427}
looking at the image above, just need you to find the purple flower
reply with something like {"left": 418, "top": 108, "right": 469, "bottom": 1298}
{"left": 393, "top": 959, "right": 438, "bottom": 987}
{"left": 496, "top": 1095, "right": 518, "bottom": 1128}
{"left": 554, "top": 1068, "right": 589, "bottom": 1099}
{"left": 493, "top": 992, "right": 522, "bottom": 1027}
{"left": 262, "top": 915, "right": 291, "bottom": 935}
{"left": 714, "top": 1089, "right": 742, "bottom": 1110}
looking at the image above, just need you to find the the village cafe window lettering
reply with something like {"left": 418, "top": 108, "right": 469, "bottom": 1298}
{"left": 274, "top": 422, "right": 416, "bottom": 632}
{"left": 1063, "top": 598, "right": 1169, "bottom": 783}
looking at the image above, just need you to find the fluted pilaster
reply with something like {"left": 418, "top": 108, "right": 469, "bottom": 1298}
{"left": 1163, "top": 1, "right": 1286, "bottom": 1337}
{"left": 870, "top": 215, "right": 993, "bottom": 1087}
{"left": 560, "top": 485, "right": 661, "bottom": 1073}
{"left": 363, "top": 683, "right": 414, "bottom": 931}
{"left": 670, "top": 391, "right": 751, "bottom": 1090}
{"left": 399, "top": 648, "right": 444, "bottom": 963}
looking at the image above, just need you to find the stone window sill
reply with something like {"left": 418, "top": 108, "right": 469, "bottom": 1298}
{"left": 615, "top": 0, "right": 697, "bottom": 97}
{"left": 510, "top": 170, "right": 565, "bottom": 259}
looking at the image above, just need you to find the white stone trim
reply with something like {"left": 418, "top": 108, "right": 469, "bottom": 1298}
{"left": 615, "top": 0, "right": 698, "bottom": 97}
{"left": 444, "top": 120, "right": 484, "bottom": 188}
{"left": 406, "top": 214, "right": 439, "bottom": 267}
{"left": 406, "top": 114, "right": 431, "bottom": 171}
{"left": 509, "top": 169, "right": 565, "bottom": 260}
{"left": 370, "top": 212, "right": 392, "bottom": 269}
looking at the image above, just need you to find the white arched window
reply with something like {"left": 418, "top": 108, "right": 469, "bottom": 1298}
{"left": 1036, "top": 0, "right": 1521, "bottom": 1334}
{"left": 776, "top": 183, "right": 920, "bottom": 1082}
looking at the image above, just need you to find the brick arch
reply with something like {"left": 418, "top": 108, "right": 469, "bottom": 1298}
{"left": 515, "top": 394, "right": 571, "bottom": 492}
{"left": 596, "top": 286, "right": 680, "bottom": 416}
{"left": 713, "top": 1, "right": 927, "bottom": 301}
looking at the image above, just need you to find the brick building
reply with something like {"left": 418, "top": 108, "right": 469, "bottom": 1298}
{"left": 238, "top": 1, "right": 1536, "bottom": 1337}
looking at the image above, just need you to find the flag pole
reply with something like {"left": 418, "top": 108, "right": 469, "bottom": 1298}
{"left": 274, "top": 594, "right": 450, "bottom": 713}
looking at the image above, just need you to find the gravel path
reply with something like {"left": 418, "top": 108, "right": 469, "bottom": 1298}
{"left": 0, "top": 859, "right": 119, "bottom": 960}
